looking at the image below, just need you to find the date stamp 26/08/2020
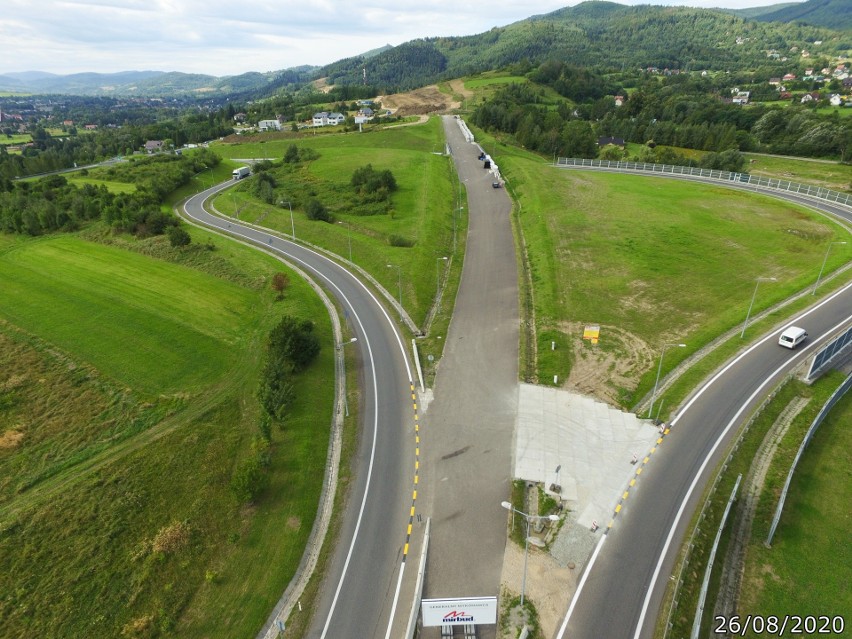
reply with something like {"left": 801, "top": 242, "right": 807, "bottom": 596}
{"left": 713, "top": 615, "right": 845, "bottom": 636}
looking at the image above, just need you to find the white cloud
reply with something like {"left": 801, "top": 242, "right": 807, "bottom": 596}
{"left": 0, "top": 0, "right": 805, "bottom": 77}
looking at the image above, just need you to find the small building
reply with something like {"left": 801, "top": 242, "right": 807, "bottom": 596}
{"left": 258, "top": 119, "right": 281, "bottom": 131}
{"left": 614, "top": 95, "right": 625, "bottom": 107}
{"left": 732, "top": 91, "right": 750, "bottom": 105}
{"left": 144, "top": 140, "right": 164, "bottom": 153}
{"left": 597, "top": 136, "right": 625, "bottom": 147}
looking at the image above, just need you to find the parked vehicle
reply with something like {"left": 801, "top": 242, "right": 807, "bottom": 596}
{"left": 778, "top": 326, "right": 808, "bottom": 349}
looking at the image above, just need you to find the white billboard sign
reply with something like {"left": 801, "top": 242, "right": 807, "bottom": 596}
{"left": 421, "top": 597, "right": 498, "bottom": 627}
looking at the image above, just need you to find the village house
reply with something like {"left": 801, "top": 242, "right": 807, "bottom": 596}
{"left": 312, "top": 112, "right": 346, "bottom": 127}
{"left": 144, "top": 140, "right": 164, "bottom": 153}
{"left": 258, "top": 119, "right": 281, "bottom": 131}
{"left": 732, "top": 91, "right": 750, "bottom": 105}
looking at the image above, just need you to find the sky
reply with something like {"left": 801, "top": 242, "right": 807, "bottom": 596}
{"left": 2, "top": 0, "right": 802, "bottom": 78}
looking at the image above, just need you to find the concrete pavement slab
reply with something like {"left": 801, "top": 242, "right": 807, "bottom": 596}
{"left": 514, "top": 384, "right": 661, "bottom": 555}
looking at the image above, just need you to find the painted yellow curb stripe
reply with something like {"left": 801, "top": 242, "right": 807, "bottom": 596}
{"left": 604, "top": 421, "right": 675, "bottom": 535}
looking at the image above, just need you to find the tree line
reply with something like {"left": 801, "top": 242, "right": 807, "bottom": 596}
{"left": 0, "top": 149, "right": 219, "bottom": 236}
{"left": 471, "top": 64, "right": 852, "bottom": 164}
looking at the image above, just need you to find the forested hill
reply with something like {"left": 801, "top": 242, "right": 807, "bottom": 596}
{"left": 320, "top": 1, "right": 846, "bottom": 92}
{"left": 750, "top": 0, "right": 852, "bottom": 31}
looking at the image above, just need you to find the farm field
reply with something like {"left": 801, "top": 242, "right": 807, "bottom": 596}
{"left": 0, "top": 229, "right": 335, "bottom": 638}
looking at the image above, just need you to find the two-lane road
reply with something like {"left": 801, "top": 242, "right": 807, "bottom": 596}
{"left": 181, "top": 184, "right": 417, "bottom": 638}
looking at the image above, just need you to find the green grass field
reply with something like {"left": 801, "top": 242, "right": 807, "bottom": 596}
{"left": 744, "top": 153, "right": 852, "bottom": 193}
{"left": 0, "top": 236, "right": 249, "bottom": 393}
{"left": 67, "top": 175, "right": 138, "bottom": 193}
{"left": 738, "top": 381, "right": 852, "bottom": 633}
{"left": 212, "top": 117, "right": 459, "bottom": 326}
{"left": 492, "top": 137, "right": 851, "bottom": 405}
{"left": 0, "top": 228, "right": 335, "bottom": 638}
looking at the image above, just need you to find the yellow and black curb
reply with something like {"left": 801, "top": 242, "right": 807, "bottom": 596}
{"left": 402, "top": 382, "right": 421, "bottom": 561}
{"left": 605, "top": 424, "right": 671, "bottom": 534}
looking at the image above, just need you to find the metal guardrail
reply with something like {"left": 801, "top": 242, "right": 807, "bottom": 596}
{"left": 691, "top": 475, "right": 741, "bottom": 639}
{"left": 556, "top": 158, "right": 852, "bottom": 209}
{"left": 765, "top": 371, "right": 852, "bottom": 546}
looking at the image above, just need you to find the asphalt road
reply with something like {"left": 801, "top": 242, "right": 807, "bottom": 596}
{"left": 554, "top": 165, "right": 852, "bottom": 639}
{"left": 180, "top": 185, "right": 417, "bottom": 639}
{"left": 416, "top": 116, "right": 519, "bottom": 638}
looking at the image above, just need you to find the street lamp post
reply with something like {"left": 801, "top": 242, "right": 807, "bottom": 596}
{"left": 648, "top": 343, "right": 686, "bottom": 419}
{"left": 436, "top": 256, "right": 448, "bottom": 290}
{"left": 500, "top": 502, "right": 560, "bottom": 606}
{"left": 812, "top": 241, "right": 847, "bottom": 295}
{"left": 280, "top": 201, "right": 294, "bottom": 240}
{"left": 338, "top": 221, "right": 352, "bottom": 262}
{"left": 741, "top": 277, "right": 777, "bottom": 338}
{"left": 386, "top": 264, "right": 402, "bottom": 307}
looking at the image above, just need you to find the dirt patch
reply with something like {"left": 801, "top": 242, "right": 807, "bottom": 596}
{"left": 286, "top": 516, "right": 301, "bottom": 530}
{"left": 1, "top": 374, "right": 27, "bottom": 391}
{"left": 562, "top": 322, "right": 656, "bottom": 407}
{"left": 311, "top": 77, "right": 333, "bottom": 94}
{"left": 499, "top": 537, "right": 575, "bottom": 638}
{"left": 376, "top": 85, "right": 451, "bottom": 116}
{"left": 0, "top": 429, "right": 24, "bottom": 450}
{"left": 447, "top": 79, "right": 473, "bottom": 108}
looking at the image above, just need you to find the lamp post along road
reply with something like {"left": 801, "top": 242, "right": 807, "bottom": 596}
{"left": 386, "top": 264, "right": 402, "bottom": 307}
{"left": 281, "top": 201, "right": 294, "bottom": 240}
{"left": 501, "top": 502, "right": 559, "bottom": 606}
{"left": 741, "top": 277, "right": 777, "bottom": 338}
{"left": 648, "top": 343, "right": 686, "bottom": 419}
{"left": 338, "top": 221, "right": 352, "bottom": 262}
{"left": 812, "top": 241, "right": 847, "bottom": 295}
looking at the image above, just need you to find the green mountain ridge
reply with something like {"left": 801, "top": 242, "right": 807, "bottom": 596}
{"left": 320, "top": 1, "right": 848, "bottom": 92}
{"left": 751, "top": 0, "right": 852, "bottom": 30}
{"left": 2, "top": 1, "right": 849, "bottom": 99}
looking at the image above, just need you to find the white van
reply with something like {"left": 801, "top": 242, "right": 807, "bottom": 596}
{"left": 778, "top": 326, "right": 808, "bottom": 349}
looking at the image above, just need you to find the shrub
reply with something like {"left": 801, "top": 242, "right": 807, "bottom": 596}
{"left": 167, "top": 225, "right": 191, "bottom": 247}
{"left": 388, "top": 234, "right": 415, "bottom": 247}
{"left": 305, "top": 198, "right": 332, "bottom": 222}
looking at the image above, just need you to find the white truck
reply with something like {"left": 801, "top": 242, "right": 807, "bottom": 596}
{"left": 232, "top": 166, "right": 250, "bottom": 180}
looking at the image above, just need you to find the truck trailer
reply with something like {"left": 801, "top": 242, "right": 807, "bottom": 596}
{"left": 232, "top": 166, "right": 250, "bottom": 180}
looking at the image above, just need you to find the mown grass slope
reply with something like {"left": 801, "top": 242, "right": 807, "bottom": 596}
{"left": 0, "top": 228, "right": 335, "bottom": 638}
{"left": 494, "top": 138, "right": 852, "bottom": 406}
